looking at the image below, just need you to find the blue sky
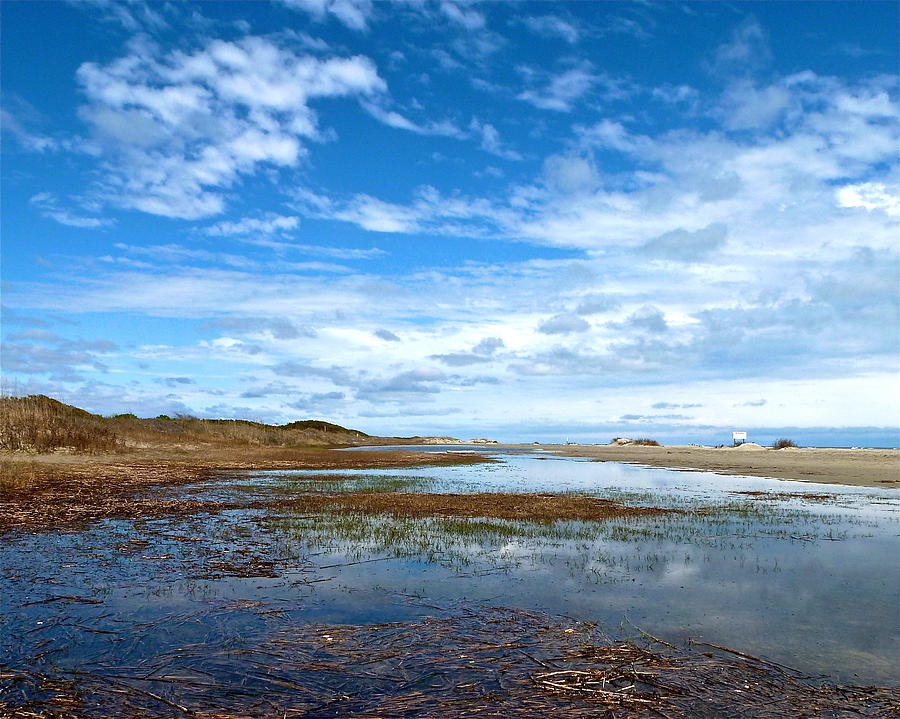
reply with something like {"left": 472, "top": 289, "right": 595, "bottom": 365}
{"left": 2, "top": 1, "right": 898, "bottom": 446}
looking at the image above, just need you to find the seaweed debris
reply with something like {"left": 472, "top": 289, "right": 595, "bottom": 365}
{"left": 2, "top": 605, "right": 896, "bottom": 718}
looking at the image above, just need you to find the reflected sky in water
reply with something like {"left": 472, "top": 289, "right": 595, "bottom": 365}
{"left": 1, "top": 451, "right": 897, "bottom": 685}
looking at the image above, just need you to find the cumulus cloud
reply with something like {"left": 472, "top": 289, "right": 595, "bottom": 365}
{"left": 358, "top": 367, "right": 446, "bottom": 396}
{"left": 575, "top": 294, "right": 621, "bottom": 315}
{"left": 76, "top": 35, "right": 386, "bottom": 218}
{"left": 272, "top": 361, "right": 355, "bottom": 386}
{"left": 719, "top": 81, "right": 793, "bottom": 130}
{"left": 836, "top": 183, "right": 900, "bottom": 217}
{"left": 1, "top": 330, "right": 117, "bottom": 381}
{"left": 374, "top": 328, "right": 400, "bottom": 342}
{"left": 320, "top": 72, "right": 897, "bottom": 256}
{"left": 541, "top": 154, "right": 600, "bottom": 194}
{"left": 612, "top": 307, "right": 668, "bottom": 334}
{"left": 287, "top": 391, "right": 346, "bottom": 410}
{"left": 203, "top": 316, "right": 316, "bottom": 340}
{"left": 157, "top": 376, "right": 195, "bottom": 387}
{"left": 638, "top": 223, "right": 728, "bottom": 262}
{"left": 431, "top": 336, "right": 504, "bottom": 366}
{"left": 537, "top": 314, "right": 590, "bottom": 334}
{"left": 429, "top": 352, "right": 491, "bottom": 367}
{"left": 472, "top": 337, "right": 504, "bottom": 355}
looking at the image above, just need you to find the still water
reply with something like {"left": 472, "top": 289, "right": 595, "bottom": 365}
{"left": 2, "top": 449, "right": 898, "bottom": 687}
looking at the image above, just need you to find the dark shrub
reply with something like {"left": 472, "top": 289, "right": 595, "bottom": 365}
{"left": 772, "top": 438, "right": 798, "bottom": 449}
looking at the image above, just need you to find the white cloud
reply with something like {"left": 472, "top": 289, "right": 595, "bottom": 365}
{"left": 361, "top": 101, "right": 464, "bottom": 137}
{"left": 522, "top": 15, "right": 579, "bottom": 44}
{"left": 720, "top": 81, "right": 792, "bottom": 130}
{"left": 1, "top": 108, "right": 59, "bottom": 152}
{"left": 75, "top": 0, "right": 168, "bottom": 33}
{"left": 835, "top": 183, "right": 900, "bottom": 218}
{"left": 335, "top": 195, "right": 422, "bottom": 233}
{"left": 518, "top": 65, "right": 597, "bottom": 111}
{"left": 281, "top": 0, "right": 374, "bottom": 31}
{"left": 439, "top": 1, "right": 485, "bottom": 30}
{"left": 29, "top": 192, "right": 114, "bottom": 228}
{"left": 538, "top": 314, "right": 590, "bottom": 335}
{"left": 709, "top": 18, "right": 772, "bottom": 76}
{"left": 541, "top": 154, "right": 600, "bottom": 194}
{"left": 76, "top": 35, "right": 386, "bottom": 219}
{"left": 204, "top": 214, "right": 300, "bottom": 236}
{"left": 469, "top": 118, "right": 522, "bottom": 160}
{"left": 638, "top": 223, "right": 728, "bottom": 262}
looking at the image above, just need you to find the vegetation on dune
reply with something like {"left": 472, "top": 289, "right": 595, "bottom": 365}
{"left": 609, "top": 437, "right": 661, "bottom": 446}
{"left": 0, "top": 394, "right": 369, "bottom": 453}
{"left": 0, "top": 395, "right": 117, "bottom": 453}
{"left": 772, "top": 438, "right": 799, "bottom": 449}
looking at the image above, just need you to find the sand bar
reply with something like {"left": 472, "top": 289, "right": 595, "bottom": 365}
{"left": 504, "top": 444, "right": 900, "bottom": 488}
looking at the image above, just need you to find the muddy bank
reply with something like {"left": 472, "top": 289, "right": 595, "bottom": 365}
{"left": 0, "top": 448, "right": 491, "bottom": 534}
{"left": 0, "top": 450, "right": 672, "bottom": 533}
{"left": 523, "top": 444, "right": 900, "bottom": 488}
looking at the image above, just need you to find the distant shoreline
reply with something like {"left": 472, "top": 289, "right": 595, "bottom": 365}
{"left": 496, "top": 443, "right": 900, "bottom": 488}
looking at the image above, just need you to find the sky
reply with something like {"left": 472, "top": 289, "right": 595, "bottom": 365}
{"left": 1, "top": 1, "right": 898, "bottom": 446}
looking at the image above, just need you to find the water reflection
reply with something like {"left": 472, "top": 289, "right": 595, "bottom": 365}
{"left": 1, "top": 452, "right": 897, "bottom": 689}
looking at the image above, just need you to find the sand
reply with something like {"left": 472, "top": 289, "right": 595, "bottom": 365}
{"left": 511, "top": 444, "right": 900, "bottom": 488}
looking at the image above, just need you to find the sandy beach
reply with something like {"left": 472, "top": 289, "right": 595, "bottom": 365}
{"left": 510, "top": 443, "right": 900, "bottom": 488}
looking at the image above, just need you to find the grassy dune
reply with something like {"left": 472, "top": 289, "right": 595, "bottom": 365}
{"left": 0, "top": 394, "right": 375, "bottom": 453}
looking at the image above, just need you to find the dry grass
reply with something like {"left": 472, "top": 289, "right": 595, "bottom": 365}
{"left": 0, "top": 396, "right": 117, "bottom": 452}
{"left": 0, "top": 459, "right": 43, "bottom": 494}
{"left": 0, "top": 395, "right": 384, "bottom": 454}
{"left": 274, "top": 491, "right": 671, "bottom": 522}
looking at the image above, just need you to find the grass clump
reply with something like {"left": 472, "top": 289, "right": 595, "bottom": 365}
{"left": 772, "top": 438, "right": 799, "bottom": 450}
{"left": 633, "top": 438, "right": 661, "bottom": 446}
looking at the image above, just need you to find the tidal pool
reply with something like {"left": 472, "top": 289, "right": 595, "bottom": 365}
{"left": 1, "top": 449, "right": 898, "bottom": 705}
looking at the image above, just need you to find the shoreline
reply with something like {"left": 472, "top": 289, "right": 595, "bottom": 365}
{"left": 501, "top": 443, "right": 900, "bottom": 488}
{"left": 2, "top": 441, "right": 896, "bottom": 534}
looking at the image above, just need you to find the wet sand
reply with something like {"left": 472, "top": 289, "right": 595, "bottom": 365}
{"left": 517, "top": 444, "right": 899, "bottom": 488}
